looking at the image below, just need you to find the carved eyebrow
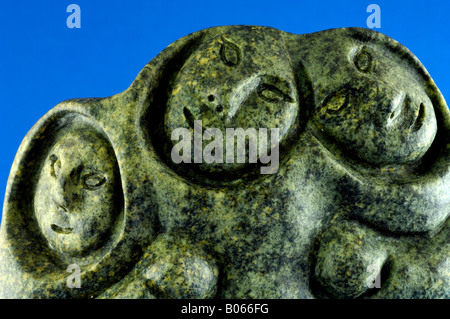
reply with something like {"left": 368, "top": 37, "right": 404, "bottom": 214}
{"left": 259, "top": 75, "right": 293, "bottom": 99}
{"left": 81, "top": 165, "right": 101, "bottom": 175}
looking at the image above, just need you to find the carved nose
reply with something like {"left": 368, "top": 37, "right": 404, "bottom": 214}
{"left": 52, "top": 193, "right": 69, "bottom": 212}
{"left": 53, "top": 177, "right": 71, "bottom": 211}
{"left": 386, "top": 91, "right": 405, "bottom": 125}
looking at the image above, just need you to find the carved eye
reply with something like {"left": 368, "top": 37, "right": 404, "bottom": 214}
{"left": 259, "top": 85, "right": 286, "bottom": 102}
{"left": 354, "top": 47, "right": 372, "bottom": 72}
{"left": 257, "top": 76, "right": 294, "bottom": 103}
{"left": 220, "top": 36, "right": 241, "bottom": 66}
{"left": 321, "top": 89, "right": 349, "bottom": 113}
{"left": 50, "top": 154, "right": 61, "bottom": 178}
{"left": 82, "top": 172, "right": 106, "bottom": 190}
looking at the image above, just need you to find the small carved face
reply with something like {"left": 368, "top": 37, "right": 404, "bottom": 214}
{"left": 313, "top": 40, "right": 438, "bottom": 166}
{"left": 164, "top": 27, "right": 300, "bottom": 173}
{"left": 34, "top": 129, "right": 119, "bottom": 257}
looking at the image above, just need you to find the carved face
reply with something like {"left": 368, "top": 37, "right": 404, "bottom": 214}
{"left": 164, "top": 27, "right": 300, "bottom": 174}
{"left": 34, "top": 128, "right": 119, "bottom": 257}
{"left": 313, "top": 41, "right": 438, "bottom": 166}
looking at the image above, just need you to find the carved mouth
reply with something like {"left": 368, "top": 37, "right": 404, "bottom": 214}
{"left": 411, "top": 103, "right": 426, "bottom": 132}
{"left": 51, "top": 224, "right": 73, "bottom": 234}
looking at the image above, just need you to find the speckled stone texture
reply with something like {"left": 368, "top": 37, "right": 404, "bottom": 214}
{"left": 0, "top": 26, "right": 448, "bottom": 299}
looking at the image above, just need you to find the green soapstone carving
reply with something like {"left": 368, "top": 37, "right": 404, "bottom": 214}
{"left": 0, "top": 26, "right": 448, "bottom": 299}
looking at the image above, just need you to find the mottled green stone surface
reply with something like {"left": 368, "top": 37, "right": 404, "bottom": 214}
{"left": 0, "top": 26, "right": 449, "bottom": 299}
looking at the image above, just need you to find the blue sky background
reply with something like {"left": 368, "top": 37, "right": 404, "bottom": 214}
{"left": 0, "top": 0, "right": 449, "bottom": 221}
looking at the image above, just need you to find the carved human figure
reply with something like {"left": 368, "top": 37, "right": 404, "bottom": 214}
{"left": 307, "top": 29, "right": 448, "bottom": 298}
{"left": 164, "top": 26, "right": 303, "bottom": 177}
{"left": 312, "top": 39, "right": 438, "bottom": 166}
{"left": 34, "top": 125, "right": 121, "bottom": 257}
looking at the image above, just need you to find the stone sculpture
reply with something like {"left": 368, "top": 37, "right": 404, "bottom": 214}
{"left": 0, "top": 26, "right": 448, "bottom": 299}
